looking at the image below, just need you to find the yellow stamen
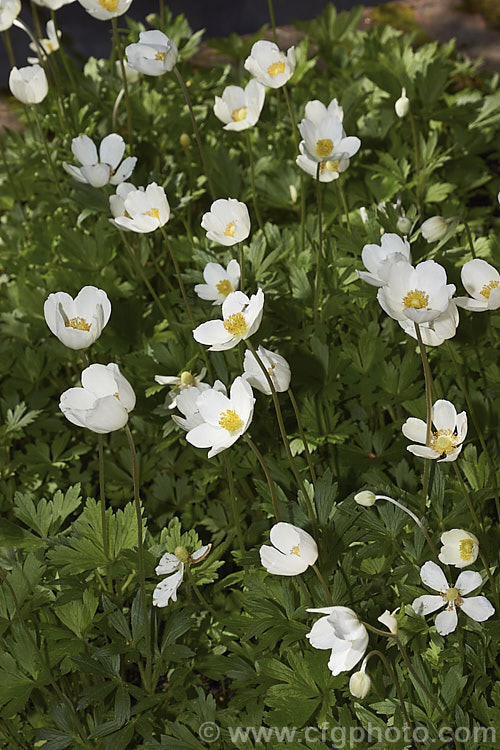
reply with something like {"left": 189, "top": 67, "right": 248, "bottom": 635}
{"left": 218, "top": 409, "right": 243, "bottom": 432}
{"left": 232, "top": 106, "right": 248, "bottom": 122}
{"left": 480, "top": 279, "right": 499, "bottom": 300}
{"left": 459, "top": 539, "right": 474, "bottom": 561}
{"left": 267, "top": 61, "right": 285, "bottom": 77}
{"left": 402, "top": 289, "right": 429, "bottom": 309}
{"left": 99, "top": 0, "right": 118, "bottom": 10}
{"left": 290, "top": 545, "right": 300, "bottom": 556}
{"left": 224, "top": 221, "right": 236, "bottom": 237}
{"left": 146, "top": 208, "right": 160, "bottom": 220}
{"left": 223, "top": 312, "right": 247, "bottom": 336}
{"left": 64, "top": 317, "right": 91, "bottom": 331}
{"left": 429, "top": 429, "right": 459, "bottom": 456}
{"left": 113, "top": 392, "right": 119, "bottom": 399}
{"left": 316, "top": 139, "right": 333, "bottom": 158}
{"left": 445, "top": 587, "right": 459, "bottom": 603}
{"left": 216, "top": 279, "right": 233, "bottom": 296}
{"left": 319, "top": 159, "right": 340, "bottom": 173}
{"left": 155, "top": 51, "right": 166, "bottom": 60}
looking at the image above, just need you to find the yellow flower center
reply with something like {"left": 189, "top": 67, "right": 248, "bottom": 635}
{"left": 402, "top": 289, "right": 429, "bottom": 309}
{"left": 429, "top": 429, "right": 459, "bottom": 456}
{"left": 223, "top": 312, "right": 247, "bottom": 336}
{"left": 290, "top": 544, "right": 300, "bottom": 556}
{"left": 224, "top": 221, "right": 236, "bottom": 237}
{"left": 216, "top": 279, "right": 233, "bottom": 296}
{"left": 232, "top": 106, "right": 248, "bottom": 122}
{"left": 480, "top": 279, "right": 499, "bottom": 300}
{"left": 316, "top": 139, "right": 333, "bottom": 158}
{"left": 99, "top": 0, "right": 118, "bottom": 10}
{"left": 267, "top": 61, "right": 285, "bottom": 77}
{"left": 445, "top": 587, "right": 459, "bottom": 603}
{"left": 146, "top": 208, "right": 160, "bottom": 220}
{"left": 155, "top": 51, "right": 166, "bottom": 60}
{"left": 218, "top": 409, "right": 243, "bottom": 432}
{"left": 64, "top": 316, "right": 91, "bottom": 331}
{"left": 180, "top": 371, "right": 195, "bottom": 386}
{"left": 459, "top": 539, "right": 474, "bottom": 561}
{"left": 319, "top": 159, "right": 340, "bottom": 173}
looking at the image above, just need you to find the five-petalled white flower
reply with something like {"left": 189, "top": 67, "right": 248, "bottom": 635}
{"left": 201, "top": 198, "right": 251, "bottom": 246}
{"left": 111, "top": 182, "right": 169, "bottom": 233}
{"left": 44, "top": 285, "right": 111, "bottom": 350}
{"left": 306, "top": 606, "right": 369, "bottom": 676}
{"left": 402, "top": 399, "right": 467, "bottom": 462}
{"left": 27, "top": 20, "right": 61, "bottom": 64}
{"left": 153, "top": 543, "right": 211, "bottom": 608}
{"left": 439, "top": 529, "right": 479, "bottom": 569}
{"left": 377, "top": 260, "right": 455, "bottom": 324}
{"left": 260, "top": 522, "right": 318, "bottom": 576}
{"left": 243, "top": 345, "right": 291, "bottom": 394}
{"left": 244, "top": 40, "right": 295, "bottom": 89}
{"left": 193, "top": 289, "right": 264, "bottom": 351}
{"left": 411, "top": 561, "right": 494, "bottom": 635}
{"left": 194, "top": 260, "right": 241, "bottom": 305}
{"left": 63, "top": 133, "right": 136, "bottom": 189}
{"left": 214, "top": 79, "right": 265, "bottom": 131}
{"left": 455, "top": 259, "right": 500, "bottom": 312}
{"left": 125, "top": 30, "right": 178, "bottom": 76}
{"left": 185, "top": 376, "right": 255, "bottom": 458}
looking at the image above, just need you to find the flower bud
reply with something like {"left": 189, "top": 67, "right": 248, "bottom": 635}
{"left": 174, "top": 545, "right": 189, "bottom": 563}
{"left": 349, "top": 671, "right": 371, "bottom": 699}
{"left": 395, "top": 87, "right": 410, "bottom": 118}
{"left": 9, "top": 64, "right": 48, "bottom": 104}
{"left": 421, "top": 216, "right": 448, "bottom": 243}
{"left": 397, "top": 216, "right": 412, "bottom": 234}
{"left": 180, "top": 133, "right": 191, "bottom": 150}
{"left": 354, "top": 491, "right": 376, "bottom": 507}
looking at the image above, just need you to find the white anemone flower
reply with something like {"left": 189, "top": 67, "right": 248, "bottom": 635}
{"left": 357, "top": 233, "right": 411, "bottom": 287}
{"left": 77, "top": 0, "right": 133, "bottom": 20}
{"left": 28, "top": 20, "right": 61, "bottom": 64}
{"left": 439, "top": 529, "right": 479, "bottom": 569}
{"left": 201, "top": 198, "right": 251, "bottom": 247}
{"left": 32, "top": 0, "right": 76, "bottom": 8}
{"left": 398, "top": 300, "right": 459, "bottom": 347}
{"left": 306, "top": 606, "right": 369, "bottom": 676}
{"left": 63, "top": 133, "right": 136, "bottom": 189}
{"left": 402, "top": 399, "right": 467, "bottom": 462}
{"left": 244, "top": 40, "right": 295, "bottom": 89}
{"left": 155, "top": 368, "right": 207, "bottom": 409}
{"left": 260, "top": 523, "right": 318, "bottom": 576}
{"left": 299, "top": 112, "right": 360, "bottom": 165}
{"left": 9, "top": 65, "right": 48, "bottom": 105}
{"left": 0, "top": 0, "right": 20, "bottom": 32}
{"left": 44, "top": 285, "right": 111, "bottom": 350}
{"left": 411, "top": 561, "right": 494, "bottom": 635}
{"left": 455, "top": 259, "right": 500, "bottom": 312}
{"left": 421, "top": 216, "right": 448, "bottom": 243}
{"left": 59, "top": 363, "right": 135, "bottom": 434}
{"left": 214, "top": 79, "right": 265, "bottom": 131}
{"left": 194, "top": 260, "right": 241, "bottom": 305}
{"left": 377, "top": 260, "right": 455, "bottom": 324}
{"left": 112, "top": 182, "right": 169, "bottom": 233}
{"left": 125, "top": 30, "right": 178, "bottom": 76}
{"left": 185, "top": 377, "right": 255, "bottom": 458}
{"left": 193, "top": 289, "right": 264, "bottom": 351}
{"left": 172, "top": 380, "right": 226, "bottom": 431}
{"left": 153, "top": 543, "right": 211, "bottom": 608}
{"left": 243, "top": 345, "right": 291, "bottom": 394}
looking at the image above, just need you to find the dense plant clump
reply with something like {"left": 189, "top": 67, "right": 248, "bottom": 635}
{"left": 0, "top": 2, "right": 499, "bottom": 748}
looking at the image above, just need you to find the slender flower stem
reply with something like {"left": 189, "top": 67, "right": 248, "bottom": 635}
{"left": 174, "top": 66, "right": 215, "bottom": 200}
{"left": 288, "top": 388, "right": 316, "bottom": 485}
{"left": 463, "top": 220, "right": 476, "bottom": 259}
{"left": 223, "top": 452, "right": 245, "bottom": 554}
{"left": 98, "top": 435, "right": 109, "bottom": 559}
{"left": 338, "top": 178, "right": 351, "bottom": 232}
{"left": 112, "top": 17, "right": 133, "bottom": 147}
{"left": 446, "top": 341, "right": 500, "bottom": 523}
{"left": 244, "top": 434, "right": 280, "bottom": 520}
{"left": 414, "top": 323, "right": 433, "bottom": 514}
{"left": 120, "top": 230, "right": 169, "bottom": 319}
{"left": 408, "top": 110, "right": 422, "bottom": 214}
{"left": 245, "top": 340, "right": 316, "bottom": 523}
{"left": 267, "top": 0, "right": 278, "bottom": 43}
{"left": 2, "top": 29, "right": 16, "bottom": 66}
{"left": 374, "top": 495, "right": 439, "bottom": 563}
{"left": 238, "top": 241, "right": 245, "bottom": 293}
{"left": 185, "top": 565, "right": 218, "bottom": 619}
{"left": 124, "top": 425, "right": 152, "bottom": 691}
{"left": 478, "top": 550, "right": 500, "bottom": 619}
{"left": 51, "top": 10, "right": 78, "bottom": 93}
{"left": 159, "top": 227, "right": 195, "bottom": 325}
{"left": 31, "top": 105, "right": 63, "bottom": 198}
{"left": 452, "top": 461, "right": 483, "bottom": 532}
{"left": 313, "top": 163, "right": 323, "bottom": 324}
{"left": 112, "top": 87, "right": 125, "bottom": 133}
{"left": 245, "top": 130, "right": 264, "bottom": 233}
{"left": 312, "top": 563, "right": 334, "bottom": 605}
{"left": 363, "top": 650, "right": 422, "bottom": 750}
